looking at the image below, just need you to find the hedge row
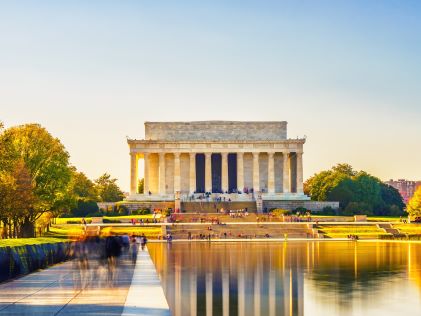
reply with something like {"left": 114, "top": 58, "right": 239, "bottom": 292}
{"left": 0, "top": 242, "right": 72, "bottom": 282}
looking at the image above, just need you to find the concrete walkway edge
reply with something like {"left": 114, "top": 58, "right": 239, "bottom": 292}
{"left": 122, "top": 247, "right": 171, "bottom": 316}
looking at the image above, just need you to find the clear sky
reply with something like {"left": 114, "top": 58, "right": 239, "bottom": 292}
{"left": 1, "top": 0, "right": 420, "bottom": 191}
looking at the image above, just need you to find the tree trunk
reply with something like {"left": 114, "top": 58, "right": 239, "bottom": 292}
{"left": 21, "top": 218, "right": 35, "bottom": 238}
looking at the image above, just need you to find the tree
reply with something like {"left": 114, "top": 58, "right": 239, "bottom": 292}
{"left": 305, "top": 164, "right": 356, "bottom": 201}
{"left": 408, "top": 186, "right": 421, "bottom": 218}
{"left": 0, "top": 124, "right": 72, "bottom": 237}
{"left": 95, "top": 173, "right": 124, "bottom": 202}
{"left": 0, "top": 171, "right": 16, "bottom": 238}
{"left": 70, "top": 169, "right": 98, "bottom": 201}
{"left": 380, "top": 184, "right": 405, "bottom": 216}
{"left": 305, "top": 163, "right": 405, "bottom": 216}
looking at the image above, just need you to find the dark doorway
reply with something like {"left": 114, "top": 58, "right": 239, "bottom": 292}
{"left": 195, "top": 154, "right": 205, "bottom": 193}
{"left": 228, "top": 153, "right": 237, "bottom": 192}
{"left": 211, "top": 153, "right": 222, "bottom": 193}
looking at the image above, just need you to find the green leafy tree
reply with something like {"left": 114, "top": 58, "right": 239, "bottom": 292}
{"left": 71, "top": 169, "right": 98, "bottom": 201}
{"left": 305, "top": 163, "right": 404, "bottom": 216}
{"left": 0, "top": 124, "right": 72, "bottom": 237}
{"left": 0, "top": 171, "right": 16, "bottom": 238}
{"left": 408, "top": 186, "right": 421, "bottom": 218}
{"left": 95, "top": 173, "right": 124, "bottom": 202}
{"left": 305, "top": 164, "right": 356, "bottom": 201}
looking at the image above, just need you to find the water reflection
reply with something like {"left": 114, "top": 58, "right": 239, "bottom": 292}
{"left": 148, "top": 241, "right": 421, "bottom": 316}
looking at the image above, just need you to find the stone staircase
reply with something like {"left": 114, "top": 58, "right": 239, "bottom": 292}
{"left": 377, "top": 223, "right": 401, "bottom": 237}
{"left": 167, "top": 223, "right": 314, "bottom": 239}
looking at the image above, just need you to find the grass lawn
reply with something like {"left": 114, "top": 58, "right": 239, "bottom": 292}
{"left": 318, "top": 225, "right": 391, "bottom": 239}
{"left": 393, "top": 224, "right": 421, "bottom": 235}
{"left": 100, "top": 226, "right": 162, "bottom": 238}
{"left": 55, "top": 214, "right": 160, "bottom": 225}
{"left": 45, "top": 225, "right": 85, "bottom": 238}
{"left": 0, "top": 237, "right": 67, "bottom": 248}
{"left": 367, "top": 216, "right": 401, "bottom": 222}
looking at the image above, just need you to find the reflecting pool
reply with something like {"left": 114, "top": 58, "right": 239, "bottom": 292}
{"left": 148, "top": 241, "right": 421, "bottom": 316}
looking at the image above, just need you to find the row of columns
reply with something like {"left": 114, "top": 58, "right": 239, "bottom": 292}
{"left": 130, "top": 152, "right": 304, "bottom": 195}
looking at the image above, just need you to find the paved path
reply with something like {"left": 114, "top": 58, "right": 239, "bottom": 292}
{"left": 122, "top": 247, "right": 170, "bottom": 316}
{"left": 0, "top": 253, "right": 135, "bottom": 315}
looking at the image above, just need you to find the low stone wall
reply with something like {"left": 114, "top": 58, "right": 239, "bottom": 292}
{"left": 263, "top": 200, "right": 339, "bottom": 211}
{"left": 181, "top": 201, "right": 257, "bottom": 213}
{"left": 0, "top": 242, "right": 72, "bottom": 283}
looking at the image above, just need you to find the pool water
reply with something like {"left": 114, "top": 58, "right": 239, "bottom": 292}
{"left": 148, "top": 241, "right": 421, "bottom": 316}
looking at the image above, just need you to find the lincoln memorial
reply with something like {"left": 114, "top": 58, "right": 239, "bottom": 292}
{"left": 126, "top": 121, "right": 337, "bottom": 211}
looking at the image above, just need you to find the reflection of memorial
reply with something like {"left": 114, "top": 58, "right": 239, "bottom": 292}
{"left": 149, "top": 243, "right": 305, "bottom": 316}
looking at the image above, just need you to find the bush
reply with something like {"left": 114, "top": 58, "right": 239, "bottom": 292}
{"left": 71, "top": 200, "right": 99, "bottom": 217}
{"left": 320, "top": 206, "right": 337, "bottom": 216}
{"left": 294, "top": 207, "right": 308, "bottom": 214}
{"left": 116, "top": 205, "right": 129, "bottom": 216}
{"left": 343, "top": 202, "right": 373, "bottom": 216}
{"left": 0, "top": 242, "right": 71, "bottom": 282}
{"left": 131, "top": 209, "right": 151, "bottom": 215}
{"left": 271, "top": 209, "right": 291, "bottom": 216}
{"left": 102, "top": 218, "right": 121, "bottom": 223}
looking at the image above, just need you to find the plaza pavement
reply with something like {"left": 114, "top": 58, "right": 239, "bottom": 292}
{"left": 0, "top": 248, "right": 170, "bottom": 316}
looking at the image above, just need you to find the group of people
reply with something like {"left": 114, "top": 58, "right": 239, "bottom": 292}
{"left": 227, "top": 209, "right": 249, "bottom": 218}
{"left": 348, "top": 234, "right": 359, "bottom": 240}
{"left": 130, "top": 218, "right": 159, "bottom": 225}
{"left": 129, "top": 234, "right": 147, "bottom": 264}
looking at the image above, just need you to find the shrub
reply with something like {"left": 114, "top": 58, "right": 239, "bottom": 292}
{"left": 102, "top": 218, "right": 121, "bottom": 223}
{"left": 320, "top": 206, "right": 337, "bottom": 216}
{"left": 271, "top": 209, "right": 291, "bottom": 216}
{"left": 130, "top": 209, "right": 150, "bottom": 215}
{"left": 294, "top": 207, "right": 308, "bottom": 214}
{"left": 71, "top": 200, "right": 99, "bottom": 217}
{"left": 343, "top": 202, "right": 373, "bottom": 216}
{"left": 116, "top": 205, "right": 129, "bottom": 216}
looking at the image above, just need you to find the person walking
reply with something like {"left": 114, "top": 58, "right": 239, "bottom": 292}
{"left": 140, "top": 233, "right": 147, "bottom": 251}
{"left": 130, "top": 235, "right": 138, "bottom": 264}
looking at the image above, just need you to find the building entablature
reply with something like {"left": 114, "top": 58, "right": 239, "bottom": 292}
{"left": 127, "top": 139, "right": 305, "bottom": 154}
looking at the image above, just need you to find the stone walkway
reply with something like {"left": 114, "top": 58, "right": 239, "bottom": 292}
{"left": 0, "top": 253, "right": 135, "bottom": 315}
{"left": 122, "top": 247, "right": 170, "bottom": 316}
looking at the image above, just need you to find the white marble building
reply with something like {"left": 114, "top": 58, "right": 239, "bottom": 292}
{"left": 127, "top": 121, "right": 310, "bottom": 205}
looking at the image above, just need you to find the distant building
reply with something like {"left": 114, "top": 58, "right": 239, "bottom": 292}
{"left": 385, "top": 179, "right": 421, "bottom": 204}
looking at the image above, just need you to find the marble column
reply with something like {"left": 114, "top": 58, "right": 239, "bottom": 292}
{"left": 237, "top": 152, "right": 244, "bottom": 192}
{"left": 268, "top": 152, "right": 275, "bottom": 194}
{"left": 296, "top": 152, "right": 304, "bottom": 193}
{"left": 205, "top": 153, "right": 212, "bottom": 193}
{"left": 283, "top": 152, "right": 290, "bottom": 193}
{"left": 159, "top": 152, "right": 166, "bottom": 195}
{"left": 189, "top": 153, "right": 196, "bottom": 194}
{"left": 144, "top": 153, "right": 150, "bottom": 195}
{"left": 221, "top": 152, "right": 228, "bottom": 193}
{"left": 130, "top": 152, "right": 138, "bottom": 195}
{"left": 253, "top": 152, "right": 260, "bottom": 192}
{"left": 174, "top": 152, "right": 181, "bottom": 193}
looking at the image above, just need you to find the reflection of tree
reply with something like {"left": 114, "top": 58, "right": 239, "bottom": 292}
{"left": 308, "top": 242, "right": 407, "bottom": 296}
